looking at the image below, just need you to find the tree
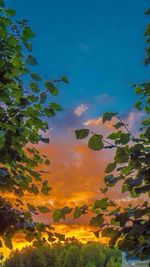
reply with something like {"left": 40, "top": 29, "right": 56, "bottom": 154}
{"left": 0, "top": 0, "right": 69, "bottom": 249}
{"left": 62, "top": 245, "right": 80, "bottom": 267}
{"left": 3, "top": 247, "right": 46, "bottom": 267}
{"left": 79, "top": 243, "right": 105, "bottom": 267}
{"left": 86, "top": 262, "right": 96, "bottom": 267}
{"left": 2, "top": 242, "right": 121, "bottom": 267}
{"left": 106, "top": 257, "right": 120, "bottom": 267}
{"left": 74, "top": 8, "right": 150, "bottom": 260}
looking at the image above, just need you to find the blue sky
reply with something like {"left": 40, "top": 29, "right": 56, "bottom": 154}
{"left": 7, "top": 0, "right": 149, "bottom": 119}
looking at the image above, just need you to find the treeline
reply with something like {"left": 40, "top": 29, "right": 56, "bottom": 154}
{"left": 3, "top": 241, "right": 121, "bottom": 267}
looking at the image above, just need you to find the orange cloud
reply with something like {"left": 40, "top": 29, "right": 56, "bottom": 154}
{"left": 3, "top": 110, "right": 141, "bottom": 256}
{"left": 83, "top": 117, "right": 102, "bottom": 126}
{"left": 83, "top": 116, "right": 115, "bottom": 129}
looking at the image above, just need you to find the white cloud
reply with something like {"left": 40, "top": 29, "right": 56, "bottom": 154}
{"left": 83, "top": 117, "right": 102, "bottom": 126}
{"left": 74, "top": 104, "right": 88, "bottom": 117}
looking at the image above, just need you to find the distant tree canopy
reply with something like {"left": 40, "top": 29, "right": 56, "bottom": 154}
{"left": 74, "top": 8, "right": 150, "bottom": 259}
{"left": 0, "top": 0, "right": 69, "bottom": 249}
{"left": 3, "top": 242, "right": 121, "bottom": 267}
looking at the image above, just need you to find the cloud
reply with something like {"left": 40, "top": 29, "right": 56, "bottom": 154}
{"left": 83, "top": 117, "right": 102, "bottom": 126}
{"left": 83, "top": 116, "right": 114, "bottom": 129}
{"left": 6, "top": 109, "right": 144, "bottom": 249}
{"left": 74, "top": 104, "right": 88, "bottom": 117}
{"left": 83, "top": 109, "right": 144, "bottom": 131}
{"left": 124, "top": 110, "right": 144, "bottom": 131}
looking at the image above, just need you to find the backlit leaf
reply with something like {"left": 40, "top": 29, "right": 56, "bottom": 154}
{"left": 103, "top": 112, "right": 117, "bottom": 123}
{"left": 88, "top": 134, "right": 103, "bottom": 151}
{"left": 26, "top": 55, "right": 37, "bottom": 66}
{"left": 75, "top": 129, "right": 89, "bottom": 139}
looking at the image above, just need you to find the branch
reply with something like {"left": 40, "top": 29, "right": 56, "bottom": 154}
{"left": 116, "top": 115, "right": 135, "bottom": 139}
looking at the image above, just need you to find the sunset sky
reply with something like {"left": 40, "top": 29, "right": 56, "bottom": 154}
{"left": 4, "top": 0, "right": 150, "bottom": 249}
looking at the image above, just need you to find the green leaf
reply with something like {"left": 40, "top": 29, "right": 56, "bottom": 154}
{"left": 134, "top": 100, "right": 142, "bottom": 110}
{"left": 44, "top": 107, "right": 55, "bottom": 117}
{"left": 74, "top": 207, "right": 82, "bottom": 219}
{"left": 30, "top": 82, "right": 39, "bottom": 92}
{"left": 108, "top": 131, "right": 130, "bottom": 145}
{"left": 89, "top": 214, "right": 104, "bottom": 227}
{"left": 111, "top": 218, "right": 120, "bottom": 226}
{"left": 104, "top": 175, "right": 118, "bottom": 187}
{"left": 120, "top": 165, "right": 131, "bottom": 175}
{"left": 28, "top": 95, "right": 38, "bottom": 103}
{"left": 135, "top": 86, "right": 142, "bottom": 94}
{"left": 26, "top": 55, "right": 38, "bottom": 66}
{"left": 115, "top": 147, "right": 129, "bottom": 163}
{"left": 53, "top": 207, "right": 72, "bottom": 222}
{"left": 105, "top": 162, "right": 116, "bottom": 173}
{"left": 37, "top": 206, "right": 50, "bottom": 213}
{"left": 145, "top": 24, "right": 150, "bottom": 35}
{"left": 22, "top": 26, "right": 35, "bottom": 41}
{"left": 45, "top": 159, "right": 50, "bottom": 165}
{"left": 27, "top": 169, "right": 41, "bottom": 181}
{"left": 103, "top": 112, "right": 118, "bottom": 123}
{"left": 45, "top": 81, "right": 58, "bottom": 96}
{"left": 113, "top": 122, "right": 125, "bottom": 129}
{"left": 75, "top": 129, "right": 89, "bottom": 139}
{"left": 145, "top": 126, "right": 150, "bottom": 140}
{"left": 49, "top": 103, "right": 62, "bottom": 111}
{"left": 3, "top": 237, "right": 13, "bottom": 250}
{"left": 30, "top": 73, "right": 42, "bottom": 81}
{"left": 24, "top": 42, "right": 32, "bottom": 51}
{"left": 88, "top": 134, "right": 103, "bottom": 151}
{"left": 61, "top": 76, "right": 69, "bottom": 84}
{"left": 53, "top": 209, "right": 62, "bottom": 222}
{"left": 5, "top": 8, "right": 16, "bottom": 16}
{"left": 40, "top": 92, "right": 47, "bottom": 104}
{"left": 61, "top": 206, "right": 72, "bottom": 215}
{"left": 102, "top": 227, "right": 118, "bottom": 238}
{"left": 93, "top": 198, "right": 108, "bottom": 210}
{"left": 41, "top": 180, "right": 51, "bottom": 195}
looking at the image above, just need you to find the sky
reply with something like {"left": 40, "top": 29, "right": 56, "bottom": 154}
{"left": 4, "top": 0, "right": 150, "bottom": 249}
{"left": 9, "top": 0, "right": 149, "bottom": 115}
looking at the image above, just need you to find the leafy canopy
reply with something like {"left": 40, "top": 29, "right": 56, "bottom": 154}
{"left": 0, "top": 0, "right": 69, "bottom": 249}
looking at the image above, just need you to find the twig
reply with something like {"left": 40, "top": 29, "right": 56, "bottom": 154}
{"left": 116, "top": 115, "right": 135, "bottom": 139}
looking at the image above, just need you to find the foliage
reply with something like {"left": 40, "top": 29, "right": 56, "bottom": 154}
{"left": 74, "top": 8, "right": 150, "bottom": 260}
{"left": 0, "top": 0, "right": 69, "bottom": 248}
{"left": 3, "top": 242, "right": 121, "bottom": 267}
{"left": 79, "top": 243, "right": 105, "bottom": 267}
